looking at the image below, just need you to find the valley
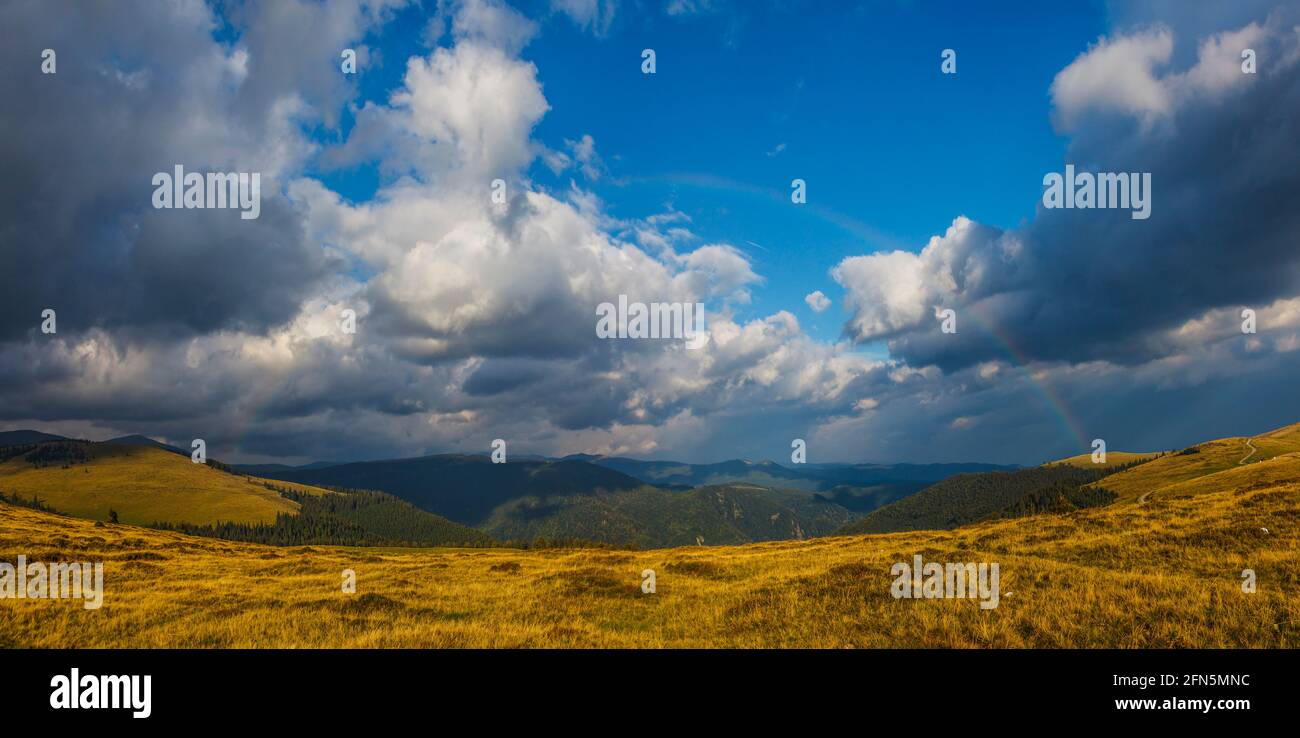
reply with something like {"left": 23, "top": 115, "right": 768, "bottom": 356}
{"left": 2, "top": 422, "right": 1300, "bottom": 647}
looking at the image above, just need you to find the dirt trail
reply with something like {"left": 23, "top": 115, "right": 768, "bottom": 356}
{"left": 1239, "top": 438, "right": 1257, "bottom": 465}
{"left": 1142, "top": 438, "right": 1261, "bottom": 504}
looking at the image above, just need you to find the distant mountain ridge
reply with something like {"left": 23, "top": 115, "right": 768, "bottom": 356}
{"left": 256, "top": 453, "right": 899, "bottom": 547}
{"left": 259, "top": 454, "right": 650, "bottom": 527}
{"left": 0, "top": 430, "right": 70, "bottom": 446}
{"left": 232, "top": 460, "right": 338, "bottom": 474}
{"left": 481, "top": 483, "right": 857, "bottom": 548}
{"left": 0, "top": 427, "right": 1033, "bottom": 548}
{"left": 105, "top": 434, "right": 188, "bottom": 455}
{"left": 588, "top": 456, "right": 1015, "bottom": 491}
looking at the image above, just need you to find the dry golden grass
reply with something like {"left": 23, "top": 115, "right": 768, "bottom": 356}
{"left": 3, "top": 464, "right": 1296, "bottom": 648}
{"left": 1046, "top": 451, "right": 1160, "bottom": 469}
{"left": 1090, "top": 422, "right": 1300, "bottom": 502}
{"left": 0, "top": 445, "right": 331, "bottom": 526}
{"left": 1156, "top": 451, "right": 1300, "bottom": 498}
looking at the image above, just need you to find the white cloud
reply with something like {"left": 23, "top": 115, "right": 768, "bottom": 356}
{"left": 1182, "top": 23, "right": 1265, "bottom": 94}
{"left": 1051, "top": 22, "right": 1272, "bottom": 131}
{"left": 391, "top": 43, "right": 550, "bottom": 180}
{"left": 551, "top": 0, "right": 617, "bottom": 37}
{"left": 8, "top": 1, "right": 1300, "bottom": 467}
{"left": 563, "top": 133, "right": 605, "bottom": 179}
{"left": 675, "top": 244, "right": 762, "bottom": 303}
{"left": 832, "top": 216, "right": 1004, "bottom": 340}
{"left": 805, "top": 290, "right": 831, "bottom": 313}
{"left": 451, "top": 0, "right": 538, "bottom": 54}
{"left": 666, "top": 0, "right": 718, "bottom": 17}
{"left": 1051, "top": 28, "right": 1175, "bottom": 130}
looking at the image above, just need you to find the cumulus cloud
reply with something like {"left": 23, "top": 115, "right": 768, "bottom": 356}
{"left": 805, "top": 290, "right": 831, "bottom": 313}
{"left": 837, "top": 12, "right": 1300, "bottom": 376}
{"left": 833, "top": 217, "right": 1011, "bottom": 342}
{"left": 1050, "top": 22, "right": 1268, "bottom": 131}
{"left": 1050, "top": 28, "right": 1176, "bottom": 129}
{"left": 451, "top": 0, "right": 538, "bottom": 54}
{"left": 0, "top": 0, "right": 399, "bottom": 343}
{"left": 0, "top": 0, "right": 882, "bottom": 464}
{"left": 4, "top": 1, "right": 1300, "bottom": 467}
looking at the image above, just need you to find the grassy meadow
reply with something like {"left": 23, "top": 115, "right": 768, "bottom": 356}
{"left": 3, "top": 457, "right": 1296, "bottom": 647}
{"left": 1047, "top": 451, "right": 1161, "bottom": 469}
{"left": 1085, "top": 424, "right": 1300, "bottom": 502}
{"left": 0, "top": 444, "right": 329, "bottom": 526}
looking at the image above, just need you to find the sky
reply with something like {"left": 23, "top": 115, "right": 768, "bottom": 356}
{"left": 1, "top": 0, "right": 1299, "bottom": 465}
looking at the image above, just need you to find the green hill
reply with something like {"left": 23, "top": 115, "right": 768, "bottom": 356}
{"left": 266, "top": 455, "right": 863, "bottom": 547}
{"left": 0, "top": 441, "right": 306, "bottom": 525}
{"left": 1082, "top": 421, "right": 1300, "bottom": 501}
{"left": 151, "top": 484, "right": 494, "bottom": 547}
{"left": 591, "top": 458, "right": 825, "bottom": 490}
{"left": 1046, "top": 451, "right": 1160, "bottom": 469}
{"left": 592, "top": 456, "right": 1013, "bottom": 495}
{"left": 836, "top": 464, "right": 1124, "bottom": 535}
{"left": 480, "top": 483, "right": 858, "bottom": 548}
{"left": 0, "top": 440, "right": 487, "bottom": 547}
{"left": 264, "top": 455, "right": 648, "bottom": 526}
{"left": 836, "top": 425, "right": 1300, "bottom": 535}
{"left": 0, "top": 429, "right": 70, "bottom": 446}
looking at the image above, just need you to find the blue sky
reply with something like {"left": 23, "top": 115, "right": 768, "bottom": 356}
{"left": 317, "top": 0, "right": 1105, "bottom": 345}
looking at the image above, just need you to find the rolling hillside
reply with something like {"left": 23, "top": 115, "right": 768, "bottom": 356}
{"left": 262, "top": 455, "right": 650, "bottom": 526}
{"left": 152, "top": 485, "right": 494, "bottom": 548}
{"left": 0, "top": 441, "right": 308, "bottom": 525}
{"left": 1083, "top": 422, "right": 1300, "bottom": 502}
{"left": 591, "top": 456, "right": 1013, "bottom": 494}
{"left": 809, "top": 483, "right": 922, "bottom": 514}
{"left": 583, "top": 457, "right": 1016, "bottom": 518}
{"left": 1047, "top": 451, "right": 1160, "bottom": 469}
{"left": 837, "top": 464, "right": 1125, "bottom": 535}
{"left": 0, "top": 430, "right": 69, "bottom": 446}
{"left": 0, "top": 437, "right": 861, "bottom": 548}
{"left": 265, "top": 455, "right": 868, "bottom": 546}
{"left": 840, "top": 422, "right": 1300, "bottom": 535}
{"left": 3, "top": 439, "right": 1295, "bottom": 647}
{"left": 480, "top": 483, "right": 857, "bottom": 547}
{"left": 104, "top": 434, "right": 188, "bottom": 455}
{"left": 0, "top": 440, "right": 488, "bottom": 547}
{"left": 591, "top": 458, "right": 825, "bottom": 490}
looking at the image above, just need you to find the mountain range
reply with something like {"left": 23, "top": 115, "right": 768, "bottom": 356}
{"left": 13, "top": 424, "right": 1297, "bottom": 549}
{"left": 0, "top": 429, "right": 1013, "bottom": 547}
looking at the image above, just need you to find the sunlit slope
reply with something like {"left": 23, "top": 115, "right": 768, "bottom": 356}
{"left": 1091, "top": 421, "right": 1300, "bottom": 501}
{"left": 1046, "top": 451, "right": 1159, "bottom": 469}
{"left": 0, "top": 443, "right": 332, "bottom": 525}
{"left": 1150, "top": 450, "right": 1300, "bottom": 498}
{"left": 1252, "top": 421, "right": 1300, "bottom": 457}
{"left": 3, "top": 465, "right": 1295, "bottom": 648}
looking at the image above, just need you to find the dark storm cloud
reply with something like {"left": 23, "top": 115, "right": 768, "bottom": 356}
{"left": 0, "top": 0, "right": 397, "bottom": 343}
{"left": 839, "top": 6, "right": 1300, "bottom": 373}
{"left": 463, "top": 358, "right": 549, "bottom": 395}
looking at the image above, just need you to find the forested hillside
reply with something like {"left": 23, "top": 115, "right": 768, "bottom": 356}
{"left": 837, "top": 462, "right": 1141, "bottom": 535}
{"left": 149, "top": 485, "right": 494, "bottom": 547}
